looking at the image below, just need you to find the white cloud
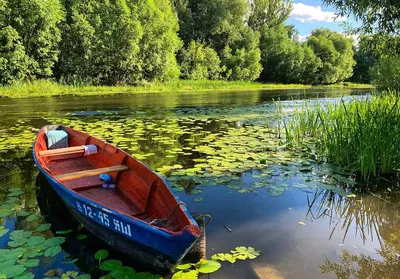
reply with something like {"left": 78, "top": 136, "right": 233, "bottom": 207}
{"left": 298, "top": 34, "right": 310, "bottom": 42}
{"left": 291, "top": 3, "right": 346, "bottom": 23}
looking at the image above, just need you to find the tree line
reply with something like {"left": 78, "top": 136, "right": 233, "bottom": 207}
{"left": 0, "top": 0, "right": 374, "bottom": 86}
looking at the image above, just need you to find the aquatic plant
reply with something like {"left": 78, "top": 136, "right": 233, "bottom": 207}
{"left": 281, "top": 94, "right": 400, "bottom": 179}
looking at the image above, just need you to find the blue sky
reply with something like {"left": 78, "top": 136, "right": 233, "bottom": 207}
{"left": 288, "top": 0, "right": 356, "bottom": 40}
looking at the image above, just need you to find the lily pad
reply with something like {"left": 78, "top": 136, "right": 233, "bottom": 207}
{"left": 94, "top": 250, "right": 109, "bottom": 261}
{"left": 36, "top": 223, "right": 52, "bottom": 232}
{"left": 211, "top": 253, "right": 236, "bottom": 263}
{"left": 27, "top": 236, "right": 46, "bottom": 246}
{"left": 44, "top": 245, "right": 62, "bottom": 257}
{"left": 26, "top": 214, "right": 40, "bottom": 222}
{"left": 77, "top": 234, "right": 87, "bottom": 240}
{"left": 3, "top": 265, "right": 26, "bottom": 278}
{"left": 111, "top": 266, "right": 136, "bottom": 278}
{"left": 230, "top": 246, "right": 261, "bottom": 260}
{"left": 99, "top": 260, "right": 123, "bottom": 271}
{"left": 14, "top": 273, "right": 34, "bottom": 279}
{"left": 171, "top": 270, "right": 198, "bottom": 279}
{"left": 24, "top": 259, "right": 40, "bottom": 268}
{"left": 56, "top": 230, "right": 73, "bottom": 235}
{"left": 197, "top": 260, "right": 221, "bottom": 273}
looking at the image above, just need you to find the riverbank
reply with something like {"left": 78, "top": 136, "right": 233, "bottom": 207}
{"left": 0, "top": 80, "right": 373, "bottom": 98}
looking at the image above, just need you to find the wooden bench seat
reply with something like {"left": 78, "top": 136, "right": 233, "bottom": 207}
{"left": 39, "top": 146, "right": 85, "bottom": 157}
{"left": 55, "top": 165, "right": 129, "bottom": 182}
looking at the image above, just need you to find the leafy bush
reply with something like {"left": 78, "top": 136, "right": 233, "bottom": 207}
{"left": 0, "top": 0, "right": 64, "bottom": 85}
{"left": 371, "top": 56, "right": 400, "bottom": 92}
{"left": 179, "top": 41, "right": 221, "bottom": 80}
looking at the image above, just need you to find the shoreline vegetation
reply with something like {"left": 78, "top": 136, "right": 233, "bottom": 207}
{"left": 0, "top": 80, "right": 373, "bottom": 98}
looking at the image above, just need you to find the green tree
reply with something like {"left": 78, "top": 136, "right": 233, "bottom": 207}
{"left": 58, "top": 0, "right": 181, "bottom": 85}
{"left": 135, "top": 0, "right": 181, "bottom": 82}
{"left": 258, "top": 25, "right": 321, "bottom": 84}
{"left": 323, "top": 0, "right": 400, "bottom": 35}
{"left": 179, "top": 41, "right": 221, "bottom": 80}
{"left": 173, "top": 0, "right": 247, "bottom": 49}
{"left": 371, "top": 56, "right": 400, "bottom": 92}
{"left": 247, "top": 0, "right": 293, "bottom": 32}
{"left": 0, "top": 0, "right": 64, "bottom": 85}
{"left": 307, "top": 29, "right": 355, "bottom": 84}
{"left": 349, "top": 36, "right": 379, "bottom": 84}
{"left": 173, "top": 0, "right": 261, "bottom": 81}
{"left": 220, "top": 27, "right": 262, "bottom": 81}
{"left": 57, "top": 0, "right": 142, "bottom": 85}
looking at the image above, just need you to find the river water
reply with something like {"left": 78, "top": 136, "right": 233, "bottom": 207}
{"left": 1, "top": 88, "right": 400, "bottom": 279}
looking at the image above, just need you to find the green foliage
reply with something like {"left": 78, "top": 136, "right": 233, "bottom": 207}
{"left": 179, "top": 41, "right": 221, "bottom": 80}
{"left": 371, "top": 56, "right": 400, "bottom": 92}
{"left": 220, "top": 27, "right": 262, "bottom": 81}
{"left": 58, "top": 0, "right": 180, "bottom": 85}
{"left": 259, "top": 25, "right": 321, "bottom": 84}
{"left": 94, "top": 250, "right": 109, "bottom": 262}
{"left": 284, "top": 94, "right": 400, "bottom": 179}
{"left": 350, "top": 36, "right": 379, "bottom": 84}
{"left": 306, "top": 29, "right": 355, "bottom": 84}
{"left": 230, "top": 246, "right": 261, "bottom": 260}
{"left": 323, "top": 0, "right": 400, "bottom": 35}
{"left": 247, "top": 0, "right": 293, "bottom": 31}
{"left": 0, "top": 0, "right": 64, "bottom": 85}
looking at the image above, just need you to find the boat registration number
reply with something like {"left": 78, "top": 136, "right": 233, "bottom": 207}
{"left": 76, "top": 201, "right": 132, "bottom": 237}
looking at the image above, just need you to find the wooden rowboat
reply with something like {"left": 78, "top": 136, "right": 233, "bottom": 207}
{"left": 32, "top": 125, "right": 200, "bottom": 272}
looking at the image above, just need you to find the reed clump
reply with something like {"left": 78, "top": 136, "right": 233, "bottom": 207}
{"left": 283, "top": 93, "right": 400, "bottom": 179}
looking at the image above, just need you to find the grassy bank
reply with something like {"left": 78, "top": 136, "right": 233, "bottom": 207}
{"left": 281, "top": 93, "right": 400, "bottom": 179}
{"left": 0, "top": 80, "right": 373, "bottom": 98}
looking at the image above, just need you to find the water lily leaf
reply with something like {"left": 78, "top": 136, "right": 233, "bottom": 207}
{"left": 211, "top": 253, "right": 236, "bottom": 264}
{"left": 14, "top": 272, "right": 34, "bottom": 279}
{"left": 0, "top": 210, "right": 13, "bottom": 218}
{"left": 56, "top": 230, "right": 73, "bottom": 235}
{"left": 76, "top": 275, "right": 91, "bottom": 279}
{"left": 18, "top": 210, "right": 30, "bottom": 217}
{"left": 111, "top": 266, "right": 136, "bottom": 278}
{"left": 7, "top": 191, "right": 24, "bottom": 197}
{"left": 3, "top": 265, "right": 26, "bottom": 278}
{"left": 171, "top": 270, "right": 198, "bottom": 279}
{"left": 194, "top": 197, "right": 203, "bottom": 202}
{"left": 24, "top": 259, "right": 40, "bottom": 267}
{"left": 36, "top": 223, "right": 51, "bottom": 232}
{"left": 0, "top": 228, "right": 9, "bottom": 237}
{"left": 77, "top": 234, "right": 87, "bottom": 240}
{"left": 27, "top": 236, "right": 45, "bottom": 246}
{"left": 94, "top": 250, "right": 109, "bottom": 261}
{"left": 0, "top": 274, "right": 5, "bottom": 279}
{"left": 197, "top": 260, "right": 221, "bottom": 273}
{"left": 0, "top": 204, "right": 14, "bottom": 210}
{"left": 43, "top": 237, "right": 65, "bottom": 247}
{"left": 176, "top": 263, "right": 192, "bottom": 270}
{"left": 131, "top": 272, "right": 162, "bottom": 279}
{"left": 10, "top": 230, "right": 32, "bottom": 241}
{"left": 230, "top": 246, "right": 261, "bottom": 260}
{"left": 44, "top": 245, "right": 62, "bottom": 257}
{"left": 0, "top": 260, "right": 16, "bottom": 270}
{"left": 8, "top": 187, "right": 22, "bottom": 192}
{"left": 99, "top": 274, "right": 112, "bottom": 279}
{"left": 5, "top": 197, "right": 19, "bottom": 204}
{"left": 99, "top": 260, "right": 123, "bottom": 271}
{"left": 26, "top": 214, "right": 40, "bottom": 222}
{"left": 8, "top": 239, "right": 27, "bottom": 248}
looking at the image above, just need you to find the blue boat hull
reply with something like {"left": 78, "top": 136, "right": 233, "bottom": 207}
{"left": 32, "top": 129, "right": 199, "bottom": 272}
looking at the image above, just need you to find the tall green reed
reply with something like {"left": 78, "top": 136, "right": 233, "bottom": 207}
{"left": 280, "top": 93, "right": 400, "bottom": 180}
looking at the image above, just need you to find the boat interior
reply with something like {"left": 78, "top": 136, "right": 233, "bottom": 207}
{"left": 34, "top": 125, "right": 196, "bottom": 233}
